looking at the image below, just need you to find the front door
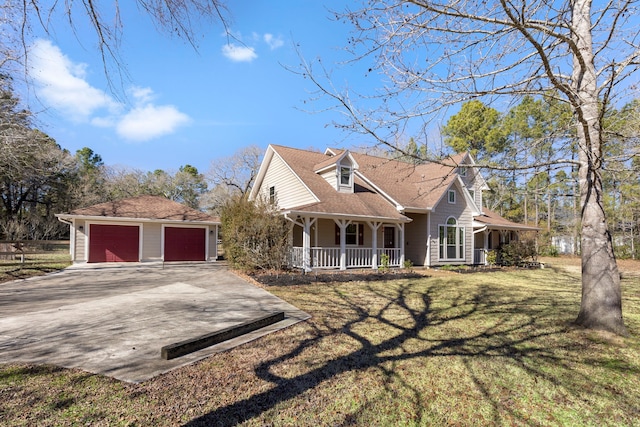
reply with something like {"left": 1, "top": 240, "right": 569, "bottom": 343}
{"left": 383, "top": 227, "right": 395, "bottom": 249}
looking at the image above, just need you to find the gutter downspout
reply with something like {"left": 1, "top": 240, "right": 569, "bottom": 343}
{"left": 56, "top": 216, "right": 75, "bottom": 262}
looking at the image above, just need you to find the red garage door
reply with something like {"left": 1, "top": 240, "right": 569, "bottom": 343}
{"left": 164, "top": 227, "right": 206, "bottom": 262}
{"left": 89, "top": 224, "right": 140, "bottom": 263}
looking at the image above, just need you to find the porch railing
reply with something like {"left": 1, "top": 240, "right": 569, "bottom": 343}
{"left": 311, "top": 247, "right": 341, "bottom": 269}
{"left": 377, "top": 248, "right": 401, "bottom": 267}
{"left": 291, "top": 246, "right": 402, "bottom": 269}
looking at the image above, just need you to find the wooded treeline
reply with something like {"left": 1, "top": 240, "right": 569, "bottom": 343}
{"left": 4, "top": 68, "right": 639, "bottom": 259}
{"left": 393, "top": 94, "right": 640, "bottom": 259}
{"left": 0, "top": 77, "right": 209, "bottom": 240}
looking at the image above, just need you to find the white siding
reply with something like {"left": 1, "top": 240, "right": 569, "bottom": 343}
{"left": 320, "top": 169, "right": 338, "bottom": 190}
{"left": 262, "top": 154, "right": 317, "bottom": 209}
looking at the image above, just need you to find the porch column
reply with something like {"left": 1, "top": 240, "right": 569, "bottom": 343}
{"left": 334, "top": 219, "right": 350, "bottom": 270}
{"left": 302, "top": 217, "right": 316, "bottom": 273}
{"left": 425, "top": 213, "right": 431, "bottom": 267}
{"left": 484, "top": 230, "right": 490, "bottom": 265}
{"left": 367, "top": 221, "right": 383, "bottom": 269}
{"left": 398, "top": 223, "right": 405, "bottom": 266}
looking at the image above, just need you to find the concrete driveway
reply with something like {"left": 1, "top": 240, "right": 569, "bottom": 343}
{"left": 0, "top": 262, "right": 309, "bottom": 383}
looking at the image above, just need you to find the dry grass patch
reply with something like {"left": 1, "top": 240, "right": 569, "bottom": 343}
{"left": 1, "top": 258, "right": 640, "bottom": 426}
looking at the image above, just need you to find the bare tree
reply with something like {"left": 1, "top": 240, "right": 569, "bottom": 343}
{"left": 2, "top": 1, "right": 229, "bottom": 85}
{"left": 301, "top": 0, "right": 639, "bottom": 335}
{"left": 206, "top": 145, "right": 263, "bottom": 209}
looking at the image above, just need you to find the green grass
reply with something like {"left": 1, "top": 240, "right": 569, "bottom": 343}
{"left": 1, "top": 261, "right": 639, "bottom": 426}
{"left": 0, "top": 261, "right": 71, "bottom": 283}
{"left": 0, "top": 251, "right": 71, "bottom": 283}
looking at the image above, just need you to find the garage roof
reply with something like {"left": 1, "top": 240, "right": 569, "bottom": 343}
{"left": 58, "top": 195, "right": 219, "bottom": 224}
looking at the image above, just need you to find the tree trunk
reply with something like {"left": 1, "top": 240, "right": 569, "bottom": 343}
{"left": 572, "top": 0, "right": 626, "bottom": 335}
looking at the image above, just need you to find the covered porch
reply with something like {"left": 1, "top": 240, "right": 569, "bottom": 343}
{"left": 285, "top": 214, "right": 410, "bottom": 271}
{"left": 472, "top": 209, "right": 541, "bottom": 265}
{"left": 473, "top": 226, "right": 540, "bottom": 265}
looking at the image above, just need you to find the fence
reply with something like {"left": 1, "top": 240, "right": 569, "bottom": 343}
{"left": 0, "top": 240, "right": 70, "bottom": 264}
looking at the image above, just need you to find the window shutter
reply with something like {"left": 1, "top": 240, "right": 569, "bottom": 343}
{"left": 358, "top": 224, "right": 364, "bottom": 246}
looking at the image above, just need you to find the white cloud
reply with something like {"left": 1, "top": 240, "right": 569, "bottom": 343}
{"left": 130, "top": 86, "right": 155, "bottom": 104}
{"left": 29, "top": 39, "right": 119, "bottom": 120}
{"left": 221, "top": 43, "right": 258, "bottom": 62}
{"left": 264, "top": 33, "right": 284, "bottom": 50}
{"left": 29, "top": 39, "right": 191, "bottom": 142}
{"left": 116, "top": 104, "right": 191, "bottom": 142}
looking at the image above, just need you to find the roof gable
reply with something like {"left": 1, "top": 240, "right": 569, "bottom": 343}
{"left": 349, "top": 152, "right": 461, "bottom": 211}
{"left": 249, "top": 145, "right": 319, "bottom": 204}
{"left": 265, "top": 145, "right": 408, "bottom": 221}
{"left": 267, "top": 145, "right": 483, "bottom": 216}
{"left": 314, "top": 149, "right": 359, "bottom": 173}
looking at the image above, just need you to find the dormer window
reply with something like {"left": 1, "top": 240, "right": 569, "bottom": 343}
{"left": 339, "top": 166, "right": 352, "bottom": 186}
{"left": 459, "top": 166, "right": 467, "bottom": 177}
{"left": 315, "top": 150, "right": 358, "bottom": 193}
{"left": 269, "top": 186, "right": 276, "bottom": 203}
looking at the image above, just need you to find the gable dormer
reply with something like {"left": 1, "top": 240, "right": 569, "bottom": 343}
{"left": 455, "top": 153, "right": 489, "bottom": 212}
{"left": 314, "top": 149, "right": 359, "bottom": 193}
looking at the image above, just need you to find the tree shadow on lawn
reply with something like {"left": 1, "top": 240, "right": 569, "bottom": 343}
{"left": 184, "top": 277, "right": 639, "bottom": 426}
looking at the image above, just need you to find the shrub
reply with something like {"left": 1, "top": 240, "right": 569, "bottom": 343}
{"left": 486, "top": 250, "right": 497, "bottom": 265}
{"left": 219, "top": 194, "right": 289, "bottom": 272}
{"left": 498, "top": 239, "right": 537, "bottom": 266}
{"left": 379, "top": 253, "right": 390, "bottom": 272}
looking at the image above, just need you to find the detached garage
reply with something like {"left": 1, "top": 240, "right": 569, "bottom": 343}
{"left": 56, "top": 196, "right": 220, "bottom": 264}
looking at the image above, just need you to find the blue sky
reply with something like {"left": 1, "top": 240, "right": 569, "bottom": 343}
{"left": 25, "top": 1, "right": 377, "bottom": 173}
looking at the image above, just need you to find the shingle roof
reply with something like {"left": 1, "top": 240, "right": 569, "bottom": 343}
{"left": 474, "top": 208, "right": 539, "bottom": 230}
{"left": 271, "top": 145, "right": 464, "bottom": 215}
{"left": 271, "top": 145, "right": 408, "bottom": 221}
{"left": 63, "top": 195, "right": 219, "bottom": 223}
{"left": 350, "top": 151, "right": 461, "bottom": 210}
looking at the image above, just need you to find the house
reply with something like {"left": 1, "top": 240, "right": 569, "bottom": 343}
{"left": 56, "top": 195, "right": 220, "bottom": 263}
{"left": 249, "top": 144, "right": 537, "bottom": 271}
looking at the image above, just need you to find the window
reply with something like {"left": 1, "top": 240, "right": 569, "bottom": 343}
{"left": 345, "top": 223, "right": 358, "bottom": 245}
{"left": 439, "top": 217, "right": 465, "bottom": 260}
{"left": 340, "top": 166, "right": 352, "bottom": 186}
{"left": 269, "top": 186, "right": 276, "bottom": 204}
{"left": 459, "top": 166, "right": 467, "bottom": 176}
{"left": 469, "top": 190, "right": 475, "bottom": 203}
{"left": 335, "top": 223, "right": 364, "bottom": 246}
{"left": 448, "top": 190, "right": 456, "bottom": 204}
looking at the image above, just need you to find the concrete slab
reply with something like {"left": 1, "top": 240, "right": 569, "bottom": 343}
{"left": 0, "top": 263, "right": 310, "bottom": 383}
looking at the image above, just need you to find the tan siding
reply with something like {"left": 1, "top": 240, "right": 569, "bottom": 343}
{"left": 262, "top": 154, "right": 317, "bottom": 209}
{"left": 316, "top": 219, "right": 336, "bottom": 247}
{"left": 429, "top": 183, "right": 474, "bottom": 266}
{"left": 74, "top": 220, "right": 87, "bottom": 261}
{"left": 405, "top": 213, "right": 429, "bottom": 266}
{"left": 208, "top": 226, "right": 218, "bottom": 260}
{"left": 313, "top": 218, "right": 375, "bottom": 247}
{"left": 143, "top": 223, "right": 162, "bottom": 261}
{"left": 458, "top": 160, "right": 485, "bottom": 209}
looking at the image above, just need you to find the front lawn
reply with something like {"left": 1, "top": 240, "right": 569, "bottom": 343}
{"left": 1, "top": 258, "right": 639, "bottom": 426}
